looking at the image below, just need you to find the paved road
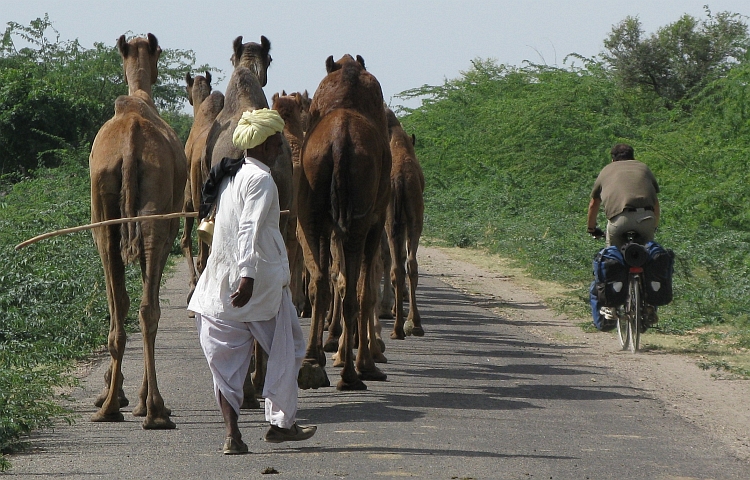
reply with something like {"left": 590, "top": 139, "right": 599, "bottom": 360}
{"left": 7, "top": 251, "right": 749, "bottom": 479}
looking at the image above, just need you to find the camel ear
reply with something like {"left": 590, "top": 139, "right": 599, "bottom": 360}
{"left": 232, "top": 36, "right": 243, "bottom": 66}
{"left": 325, "top": 55, "right": 339, "bottom": 73}
{"left": 260, "top": 35, "right": 271, "bottom": 54}
{"left": 117, "top": 35, "right": 128, "bottom": 57}
{"left": 205, "top": 71, "right": 212, "bottom": 84}
{"left": 356, "top": 55, "right": 366, "bottom": 69}
{"left": 185, "top": 72, "right": 194, "bottom": 86}
{"left": 411, "top": 134, "right": 416, "bottom": 146}
{"left": 147, "top": 33, "right": 159, "bottom": 54}
{"left": 272, "top": 92, "right": 279, "bottom": 104}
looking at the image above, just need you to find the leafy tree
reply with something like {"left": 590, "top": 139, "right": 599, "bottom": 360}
{"left": 0, "top": 15, "right": 209, "bottom": 175}
{"left": 601, "top": 8, "right": 750, "bottom": 105}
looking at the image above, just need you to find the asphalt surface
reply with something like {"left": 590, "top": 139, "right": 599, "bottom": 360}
{"left": 6, "top": 253, "right": 750, "bottom": 479}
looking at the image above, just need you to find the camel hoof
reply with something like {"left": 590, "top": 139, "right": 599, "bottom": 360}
{"left": 332, "top": 354, "right": 344, "bottom": 368}
{"left": 373, "top": 352, "right": 388, "bottom": 364}
{"left": 323, "top": 337, "right": 339, "bottom": 353}
{"left": 241, "top": 397, "right": 261, "bottom": 409}
{"left": 94, "top": 390, "right": 129, "bottom": 409}
{"left": 404, "top": 321, "right": 424, "bottom": 337}
{"left": 297, "top": 362, "right": 330, "bottom": 389}
{"left": 390, "top": 330, "right": 405, "bottom": 340}
{"left": 90, "top": 411, "right": 124, "bottom": 423}
{"left": 377, "top": 338, "right": 386, "bottom": 353}
{"left": 358, "top": 367, "right": 387, "bottom": 382}
{"left": 132, "top": 403, "right": 146, "bottom": 417}
{"left": 142, "top": 416, "right": 176, "bottom": 430}
{"left": 337, "top": 378, "right": 367, "bottom": 391}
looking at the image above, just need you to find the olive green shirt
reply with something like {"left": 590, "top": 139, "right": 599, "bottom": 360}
{"left": 591, "top": 160, "right": 659, "bottom": 220}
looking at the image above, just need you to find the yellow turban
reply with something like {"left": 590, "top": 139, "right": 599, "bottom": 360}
{"left": 232, "top": 108, "right": 285, "bottom": 150}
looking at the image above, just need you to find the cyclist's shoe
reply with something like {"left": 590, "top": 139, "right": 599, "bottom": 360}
{"left": 598, "top": 307, "right": 617, "bottom": 332}
{"left": 644, "top": 305, "right": 659, "bottom": 327}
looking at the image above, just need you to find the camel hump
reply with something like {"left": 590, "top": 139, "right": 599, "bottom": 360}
{"left": 114, "top": 92, "right": 156, "bottom": 117}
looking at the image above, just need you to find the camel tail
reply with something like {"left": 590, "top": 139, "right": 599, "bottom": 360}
{"left": 120, "top": 128, "right": 141, "bottom": 264}
{"left": 330, "top": 139, "right": 353, "bottom": 238}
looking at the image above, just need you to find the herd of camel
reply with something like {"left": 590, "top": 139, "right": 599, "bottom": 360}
{"left": 86, "top": 33, "right": 425, "bottom": 429}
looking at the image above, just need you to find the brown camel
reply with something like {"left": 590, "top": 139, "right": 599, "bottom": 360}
{"left": 201, "top": 35, "right": 294, "bottom": 407}
{"left": 271, "top": 92, "right": 306, "bottom": 315}
{"left": 297, "top": 54, "right": 391, "bottom": 390}
{"left": 384, "top": 107, "right": 425, "bottom": 339}
{"left": 88, "top": 33, "right": 187, "bottom": 429}
{"left": 203, "top": 35, "right": 293, "bottom": 230}
{"left": 180, "top": 71, "right": 224, "bottom": 302}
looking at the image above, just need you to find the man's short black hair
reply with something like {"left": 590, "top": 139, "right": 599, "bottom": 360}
{"left": 610, "top": 143, "right": 635, "bottom": 161}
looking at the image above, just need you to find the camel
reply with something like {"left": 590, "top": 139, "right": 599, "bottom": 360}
{"left": 203, "top": 35, "right": 293, "bottom": 230}
{"left": 271, "top": 92, "right": 306, "bottom": 315}
{"left": 297, "top": 54, "right": 391, "bottom": 390}
{"left": 88, "top": 33, "right": 187, "bottom": 429}
{"left": 384, "top": 107, "right": 425, "bottom": 339}
{"left": 201, "top": 35, "right": 294, "bottom": 407}
{"left": 180, "top": 71, "right": 224, "bottom": 302}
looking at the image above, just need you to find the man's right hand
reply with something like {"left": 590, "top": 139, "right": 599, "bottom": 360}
{"left": 589, "top": 227, "right": 605, "bottom": 239}
{"left": 231, "top": 277, "right": 255, "bottom": 308}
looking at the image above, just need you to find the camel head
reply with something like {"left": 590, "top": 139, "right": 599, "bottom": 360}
{"left": 325, "top": 54, "right": 366, "bottom": 74}
{"left": 185, "top": 71, "right": 213, "bottom": 109}
{"left": 230, "top": 35, "right": 272, "bottom": 87}
{"left": 117, "top": 33, "right": 161, "bottom": 97}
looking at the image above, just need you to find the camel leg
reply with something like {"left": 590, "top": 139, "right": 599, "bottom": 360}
{"left": 91, "top": 224, "right": 128, "bottom": 423}
{"left": 368, "top": 255, "right": 387, "bottom": 363}
{"left": 404, "top": 230, "right": 423, "bottom": 336}
{"left": 180, "top": 211, "right": 198, "bottom": 306}
{"left": 132, "top": 219, "right": 175, "bottom": 429}
{"left": 324, "top": 279, "right": 342, "bottom": 353}
{"left": 388, "top": 223, "right": 408, "bottom": 340}
{"left": 336, "top": 236, "right": 367, "bottom": 391}
{"left": 242, "top": 341, "right": 263, "bottom": 409}
{"left": 378, "top": 232, "right": 394, "bottom": 319}
{"left": 296, "top": 223, "right": 330, "bottom": 389}
{"left": 355, "top": 225, "right": 387, "bottom": 382}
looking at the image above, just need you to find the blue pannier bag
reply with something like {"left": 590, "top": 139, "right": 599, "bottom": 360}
{"left": 592, "top": 245, "right": 629, "bottom": 307}
{"left": 590, "top": 246, "right": 628, "bottom": 330}
{"left": 642, "top": 241, "right": 675, "bottom": 306}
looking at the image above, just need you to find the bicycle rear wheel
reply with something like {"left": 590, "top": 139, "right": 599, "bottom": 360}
{"left": 627, "top": 277, "right": 641, "bottom": 352}
{"left": 616, "top": 312, "right": 629, "bottom": 350}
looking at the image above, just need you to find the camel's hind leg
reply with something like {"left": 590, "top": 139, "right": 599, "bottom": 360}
{"left": 131, "top": 218, "right": 175, "bottom": 429}
{"left": 91, "top": 223, "right": 129, "bottom": 423}
{"left": 296, "top": 221, "right": 331, "bottom": 389}
{"left": 388, "top": 223, "right": 408, "bottom": 340}
{"left": 354, "top": 224, "right": 387, "bottom": 382}
{"left": 378, "top": 231, "right": 394, "bottom": 319}
{"left": 404, "top": 227, "right": 423, "bottom": 337}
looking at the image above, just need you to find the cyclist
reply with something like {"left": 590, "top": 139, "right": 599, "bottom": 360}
{"left": 587, "top": 143, "right": 660, "bottom": 329}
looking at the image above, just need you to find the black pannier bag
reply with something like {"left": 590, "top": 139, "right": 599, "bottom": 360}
{"left": 592, "top": 245, "right": 629, "bottom": 307}
{"left": 642, "top": 241, "right": 675, "bottom": 306}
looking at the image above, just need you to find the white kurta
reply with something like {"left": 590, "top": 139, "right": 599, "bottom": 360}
{"left": 188, "top": 157, "right": 290, "bottom": 322}
{"left": 188, "top": 156, "right": 303, "bottom": 426}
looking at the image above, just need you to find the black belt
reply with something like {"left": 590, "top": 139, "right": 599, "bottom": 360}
{"left": 624, "top": 206, "right": 653, "bottom": 212}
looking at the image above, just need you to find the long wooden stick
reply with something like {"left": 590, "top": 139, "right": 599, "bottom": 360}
{"left": 14, "top": 212, "right": 198, "bottom": 250}
{"left": 15, "top": 210, "right": 291, "bottom": 250}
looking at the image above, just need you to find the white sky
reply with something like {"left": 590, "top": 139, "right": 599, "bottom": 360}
{"left": 2, "top": 1, "right": 748, "bottom": 110}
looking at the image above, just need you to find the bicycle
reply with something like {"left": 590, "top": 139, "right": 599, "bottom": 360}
{"left": 593, "top": 230, "right": 650, "bottom": 353}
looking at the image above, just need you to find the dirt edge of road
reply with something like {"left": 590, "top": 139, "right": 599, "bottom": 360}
{"left": 419, "top": 244, "right": 750, "bottom": 462}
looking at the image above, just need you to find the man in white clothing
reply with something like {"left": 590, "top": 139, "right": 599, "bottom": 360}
{"left": 188, "top": 108, "right": 316, "bottom": 455}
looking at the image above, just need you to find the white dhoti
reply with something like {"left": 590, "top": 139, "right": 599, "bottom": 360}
{"left": 196, "top": 287, "right": 305, "bottom": 428}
